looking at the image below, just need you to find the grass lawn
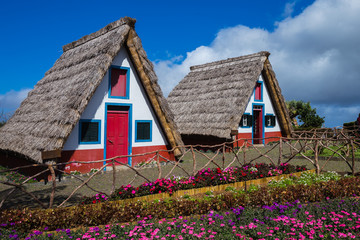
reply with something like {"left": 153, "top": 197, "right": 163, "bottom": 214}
{"left": 301, "top": 144, "right": 360, "bottom": 158}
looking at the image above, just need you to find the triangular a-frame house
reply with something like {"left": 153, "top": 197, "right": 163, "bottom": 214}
{"left": 167, "top": 51, "right": 292, "bottom": 146}
{"left": 0, "top": 17, "right": 183, "bottom": 173}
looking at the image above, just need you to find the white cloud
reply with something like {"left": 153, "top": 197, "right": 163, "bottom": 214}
{"left": 154, "top": 0, "right": 360, "bottom": 127}
{"left": 282, "top": 1, "right": 296, "bottom": 18}
{"left": 0, "top": 88, "right": 31, "bottom": 113}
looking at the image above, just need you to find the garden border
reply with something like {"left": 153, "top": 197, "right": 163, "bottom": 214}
{"left": 27, "top": 169, "right": 316, "bottom": 238}
{"left": 118, "top": 169, "right": 316, "bottom": 204}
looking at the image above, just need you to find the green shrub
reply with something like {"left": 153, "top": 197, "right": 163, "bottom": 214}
{"left": 70, "top": 170, "right": 81, "bottom": 175}
{"left": 344, "top": 121, "right": 356, "bottom": 127}
{"left": 269, "top": 171, "right": 340, "bottom": 188}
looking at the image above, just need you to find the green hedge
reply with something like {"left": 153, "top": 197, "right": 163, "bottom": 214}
{"left": 344, "top": 121, "right": 356, "bottom": 127}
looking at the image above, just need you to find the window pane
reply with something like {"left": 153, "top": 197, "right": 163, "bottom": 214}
{"left": 137, "top": 122, "right": 151, "bottom": 140}
{"left": 248, "top": 115, "right": 253, "bottom": 127}
{"left": 255, "top": 82, "right": 262, "bottom": 100}
{"left": 111, "top": 68, "right": 127, "bottom": 97}
{"left": 271, "top": 116, "right": 276, "bottom": 126}
{"left": 81, "top": 122, "right": 99, "bottom": 142}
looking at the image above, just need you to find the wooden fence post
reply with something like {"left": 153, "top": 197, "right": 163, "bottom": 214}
{"left": 111, "top": 159, "right": 116, "bottom": 195}
{"left": 314, "top": 140, "right": 320, "bottom": 174}
{"left": 278, "top": 138, "right": 283, "bottom": 166}
{"left": 243, "top": 140, "right": 247, "bottom": 164}
{"left": 222, "top": 144, "right": 226, "bottom": 169}
{"left": 351, "top": 140, "right": 355, "bottom": 175}
{"left": 191, "top": 146, "right": 196, "bottom": 176}
{"left": 156, "top": 152, "right": 162, "bottom": 179}
{"left": 48, "top": 164, "right": 56, "bottom": 208}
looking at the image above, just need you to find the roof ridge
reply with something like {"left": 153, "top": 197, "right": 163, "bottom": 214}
{"left": 190, "top": 51, "right": 270, "bottom": 71}
{"left": 62, "top": 17, "right": 136, "bottom": 52}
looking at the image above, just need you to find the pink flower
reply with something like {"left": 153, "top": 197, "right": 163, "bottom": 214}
{"left": 248, "top": 223, "right": 257, "bottom": 229}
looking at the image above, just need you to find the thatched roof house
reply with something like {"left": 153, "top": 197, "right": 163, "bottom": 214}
{"left": 167, "top": 51, "right": 292, "bottom": 145}
{"left": 0, "top": 17, "right": 183, "bottom": 169}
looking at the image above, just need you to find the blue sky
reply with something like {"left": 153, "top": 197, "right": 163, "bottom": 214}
{"left": 0, "top": 0, "right": 359, "bottom": 127}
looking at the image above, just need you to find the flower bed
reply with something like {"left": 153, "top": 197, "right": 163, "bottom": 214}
{"left": 1, "top": 174, "right": 360, "bottom": 235}
{"left": 82, "top": 163, "right": 307, "bottom": 205}
{"left": 3, "top": 198, "right": 360, "bottom": 239}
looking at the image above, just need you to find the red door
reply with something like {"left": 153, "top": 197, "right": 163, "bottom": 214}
{"left": 253, "top": 106, "right": 263, "bottom": 144}
{"left": 106, "top": 110, "right": 129, "bottom": 164}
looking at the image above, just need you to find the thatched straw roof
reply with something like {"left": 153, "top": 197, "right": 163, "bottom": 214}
{"left": 167, "top": 51, "right": 292, "bottom": 140}
{"left": 0, "top": 17, "right": 183, "bottom": 164}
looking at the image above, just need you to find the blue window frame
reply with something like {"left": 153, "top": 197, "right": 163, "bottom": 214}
{"left": 135, "top": 120, "right": 152, "bottom": 142}
{"left": 108, "top": 66, "right": 130, "bottom": 99}
{"left": 79, "top": 119, "right": 101, "bottom": 144}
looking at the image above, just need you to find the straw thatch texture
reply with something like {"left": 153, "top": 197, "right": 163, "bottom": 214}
{"left": 0, "top": 17, "right": 183, "bottom": 163}
{"left": 167, "top": 51, "right": 292, "bottom": 140}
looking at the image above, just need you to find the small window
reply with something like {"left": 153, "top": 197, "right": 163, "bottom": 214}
{"left": 265, "top": 115, "right": 276, "bottom": 127}
{"left": 255, "top": 82, "right": 262, "bottom": 101}
{"left": 135, "top": 120, "right": 152, "bottom": 142}
{"left": 109, "top": 66, "right": 129, "bottom": 98}
{"left": 79, "top": 120, "right": 101, "bottom": 144}
{"left": 240, "top": 114, "right": 252, "bottom": 128}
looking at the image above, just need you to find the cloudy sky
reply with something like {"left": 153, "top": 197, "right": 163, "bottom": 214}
{"left": 0, "top": 0, "right": 359, "bottom": 127}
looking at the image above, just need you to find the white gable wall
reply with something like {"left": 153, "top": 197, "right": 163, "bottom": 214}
{"left": 238, "top": 74, "right": 281, "bottom": 134}
{"left": 63, "top": 47, "right": 168, "bottom": 151}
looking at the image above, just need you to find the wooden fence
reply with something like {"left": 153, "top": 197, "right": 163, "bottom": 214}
{"left": 0, "top": 127, "right": 359, "bottom": 210}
